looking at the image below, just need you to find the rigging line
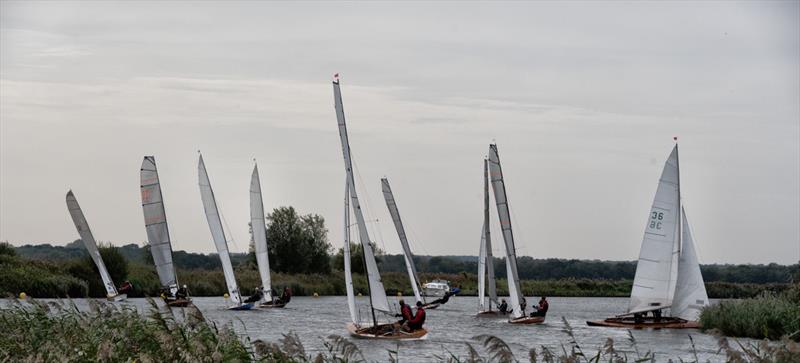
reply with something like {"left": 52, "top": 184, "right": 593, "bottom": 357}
{"left": 219, "top": 204, "right": 241, "bottom": 252}
{"left": 352, "top": 158, "right": 387, "bottom": 253}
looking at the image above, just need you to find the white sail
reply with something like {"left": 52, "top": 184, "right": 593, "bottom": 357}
{"left": 672, "top": 207, "right": 708, "bottom": 321}
{"left": 333, "top": 78, "right": 390, "bottom": 314}
{"left": 629, "top": 145, "right": 681, "bottom": 314}
{"left": 140, "top": 156, "right": 179, "bottom": 293}
{"left": 66, "top": 190, "right": 119, "bottom": 297}
{"left": 381, "top": 177, "right": 423, "bottom": 304}
{"left": 198, "top": 154, "right": 242, "bottom": 305}
{"left": 250, "top": 163, "right": 272, "bottom": 301}
{"left": 478, "top": 222, "right": 487, "bottom": 311}
{"left": 484, "top": 157, "right": 498, "bottom": 305}
{"left": 344, "top": 179, "right": 360, "bottom": 325}
{"left": 488, "top": 144, "right": 523, "bottom": 319}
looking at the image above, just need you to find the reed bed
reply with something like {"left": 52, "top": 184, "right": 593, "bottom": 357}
{"left": 701, "top": 284, "right": 800, "bottom": 342}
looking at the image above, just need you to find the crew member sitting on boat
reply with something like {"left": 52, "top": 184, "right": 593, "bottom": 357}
{"left": 518, "top": 297, "right": 527, "bottom": 315}
{"left": 394, "top": 299, "right": 413, "bottom": 325}
{"left": 499, "top": 299, "right": 509, "bottom": 314}
{"left": 530, "top": 296, "right": 548, "bottom": 317}
{"left": 118, "top": 281, "right": 133, "bottom": 294}
{"left": 176, "top": 285, "right": 189, "bottom": 299}
{"left": 407, "top": 301, "right": 426, "bottom": 331}
{"left": 244, "top": 287, "right": 263, "bottom": 304}
{"left": 279, "top": 287, "right": 292, "bottom": 304}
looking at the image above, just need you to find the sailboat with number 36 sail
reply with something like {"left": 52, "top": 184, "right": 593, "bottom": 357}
{"left": 587, "top": 140, "right": 708, "bottom": 328}
{"left": 334, "top": 74, "right": 428, "bottom": 340}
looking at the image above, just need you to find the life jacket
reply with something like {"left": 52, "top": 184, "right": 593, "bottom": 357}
{"left": 539, "top": 300, "right": 549, "bottom": 313}
{"left": 400, "top": 304, "right": 413, "bottom": 321}
{"left": 409, "top": 307, "right": 426, "bottom": 326}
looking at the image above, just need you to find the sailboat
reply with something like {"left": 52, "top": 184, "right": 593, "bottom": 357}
{"left": 140, "top": 156, "right": 191, "bottom": 307}
{"left": 381, "top": 177, "right": 440, "bottom": 309}
{"left": 198, "top": 153, "right": 253, "bottom": 311}
{"left": 250, "top": 162, "right": 286, "bottom": 308}
{"left": 65, "top": 190, "right": 126, "bottom": 302}
{"left": 334, "top": 75, "right": 428, "bottom": 340}
{"left": 587, "top": 142, "right": 708, "bottom": 328}
{"left": 477, "top": 157, "right": 500, "bottom": 316}
{"left": 488, "top": 144, "right": 544, "bottom": 324}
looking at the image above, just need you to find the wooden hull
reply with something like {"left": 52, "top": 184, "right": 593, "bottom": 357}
{"left": 476, "top": 310, "right": 502, "bottom": 317}
{"left": 228, "top": 303, "right": 255, "bottom": 311}
{"left": 107, "top": 294, "right": 127, "bottom": 302}
{"left": 346, "top": 323, "right": 428, "bottom": 340}
{"left": 509, "top": 316, "right": 545, "bottom": 324}
{"left": 166, "top": 298, "right": 192, "bottom": 308}
{"left": 586, "top": 317, "right": 700, "bottom": 329}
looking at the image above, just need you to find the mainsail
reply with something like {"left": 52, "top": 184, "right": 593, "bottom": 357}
{"left": 344, "top": 179, "right": 360, "bottom": 325}
{"left": 671, "top": 207, "right": 708, "bottom": 321}
{"left": 198, "top": 154, "right": 242, "bottom": 305}
{"left": 66, "top": 190, "right": 119, "bottom": 297}
{"left": 381, "top": 177, "right": 423, "bottom": 304}
{"left": 333, "top": 77, "right": 391, "bottom": 321}
{"left": 140, "top": 156, "right": 179, "bottom": 293}
{"left": 250, "top": 163, "right": 272, "bottom": 301}
{"left": 478, "top": 223, "right": 487, "bottom": 310}
{"left": 629, "top": 145, "right": 680, "bottom": 314}
{"left": 488, "top": 144, "right": 524, "bottom": 319}
{"left": 478, "top": 157, "right": 498, "bottom": 311}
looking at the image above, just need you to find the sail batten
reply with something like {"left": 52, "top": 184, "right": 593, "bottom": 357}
{"left": 140, "top": 156, "right": 179, "bottom": 292}
{"left": 333, "top": 79, "right": 390, "bottom": 316}
{"left": 198, "top": 154, "right": 242, "bottom": 305}
{"left": 488, "top": 144, "right": 524, "bottom": 319}
{"left": 66, "top": 191, "right": 119, "bottom": 297}
{"left": 381, "top": 177, "right": 423, "bottom": 303}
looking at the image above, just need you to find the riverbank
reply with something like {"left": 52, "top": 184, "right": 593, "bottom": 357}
{"left": 701, "top": 284, "right": 800, "bottom": 342}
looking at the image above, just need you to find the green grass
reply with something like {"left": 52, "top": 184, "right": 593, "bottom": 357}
{"left": 701, "top": 284, "right": 800, "bottom": 342}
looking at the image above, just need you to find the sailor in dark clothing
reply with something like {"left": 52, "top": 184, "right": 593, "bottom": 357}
{"left": 244, "top": 287, "right": 263, "bottom": 304}
{"left": 530, "top": 296, "right": 549, "bottom": 317}
{"left": 498, "top": 299, "right": 509, "bottom": 314}
{"left": 408, "top": 301, "right": 427, "bottom": 331}
{"left": 176, "top": 285, "right": 189, "bottom": 299}
{"left": 519, "top": 297, "right": 527, "bottom": 316}
{"left": 279, "top": 287, "right": 292, "bottom": 304}
{"left": 118, "top": 281, "right": 133, "bottom": 294}
{"left": 652, "top": 308, "right": 662, "bottom": 322}
{"left": 394, "top": 299, "right": 413, "bottom": 325}
{"left": 428, "top": 291, "right": 454, "bottom": 305}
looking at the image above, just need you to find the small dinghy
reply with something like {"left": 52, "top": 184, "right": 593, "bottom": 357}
{"left": 66, "top": 190, "right": 127, "bottom": 302}
{"left": 250, "top": 162, "right": 289, "bottom": 309}
{"left": 586, "top": 141, "right": 708, "bottom": 329}
{"left": 198, "top": 154, "right": 251, "bottom": 311}
{"left": 346, "top": 322, "right": 428, "bottom": 340}
{"left": 477, "top": 157, "right": 502, "bottom": 317}
{"left": 140, "top": 156, "right": 192, "bottom": 307}
{"left": 334, "top": 75, "right": 431, "bottom": 340}
{"left": 488, "top": 144, "right": 545, "bottom": 325}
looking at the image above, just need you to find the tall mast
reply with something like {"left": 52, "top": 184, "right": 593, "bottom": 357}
{"left": 333, "top": 76, "right": 390, "bottom": 328}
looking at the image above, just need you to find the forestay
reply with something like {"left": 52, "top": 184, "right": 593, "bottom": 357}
{"left": 488, "top": 144, "right": 523, "bottom": 319}
{"left": 333, "top": 79, "right": 390, "bottom": 314}
{"left": 66, "top": 191, "right": 119, "bottom": 297}
{"left": 344, "top": 179, "right": 360, "bottom": 325}
{"left": 250, "top": 163, "right": 272, "bottom": 301}
{"left": 140, "top": 156, "right": 178, "bottom": 292}
{"left": 629, "top": 145, "right": 680, "bottom": 314}
{"left": 198, "top": 154, "right": 242, "bottom": 305}
{"left": 671, "top": 207, "right": 708, "bottom": 321}
{"left": 381, "top": 177, "right": 423, "bottom": 304}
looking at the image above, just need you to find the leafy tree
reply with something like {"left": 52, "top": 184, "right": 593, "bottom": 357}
{"left": 0, "top": 242, "right": 15, "bottom": 256}
{"left": 262, "top": 207, "right": 332, "bottom": 274}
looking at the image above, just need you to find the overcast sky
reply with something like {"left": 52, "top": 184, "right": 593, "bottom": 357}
{"left": 1, "top": 1, "right": 798, "bottom": 264}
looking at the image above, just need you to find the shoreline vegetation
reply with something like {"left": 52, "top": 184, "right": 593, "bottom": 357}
{"left": 0, "top": 241, "right": 796, "bottom": 300}
{"left": 1, "top": 298, "right": 797, "bottom": 362}
{"left": 701, "top": 284, "right": 800, "bottom": 342}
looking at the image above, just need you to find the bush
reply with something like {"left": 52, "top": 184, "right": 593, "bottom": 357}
{"left": 701, "top": 284, "right": 800, "bottom": 341}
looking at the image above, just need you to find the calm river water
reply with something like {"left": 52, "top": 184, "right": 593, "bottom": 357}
{"left": 22, "top": 296, "right": 752, "bottom": 362}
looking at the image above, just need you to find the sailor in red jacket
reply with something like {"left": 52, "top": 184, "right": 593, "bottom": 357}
{"left": 408, "top": 301, "right": 427, "bottom": 331}
{"left": 395, "top": 299, "right": 413, "bottom": 325}
{"left": 530, "top": 296, "right": 549, "bottom": 317}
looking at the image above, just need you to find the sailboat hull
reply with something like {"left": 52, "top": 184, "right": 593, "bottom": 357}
{"left": 228, "top": 303, "right": 255, "bottom": 311}
{"left": 165, "top": 298, "right": 192, "bottom": 308}
{"left": 586, "top": 317, "right": 700, "bottom": 329}
{"left": 258, "top": 301, "right": 287, "bottom": 308}
{"left": 509, "top": 316, "right": 545, "bottom": 324}
{"left": 346, "top": 323, "right": 428, "bottom": 340}
{"left": 476, "top": 310, "right": 502, "bottom": 317}
{"left": 107, "top": 294, "right": 127, "bottom": 302}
